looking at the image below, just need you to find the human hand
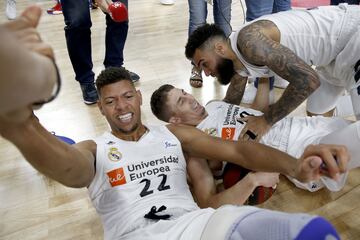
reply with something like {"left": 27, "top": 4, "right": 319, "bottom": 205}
{"left": 238, "top": 115, "right": 271, "bottom": 142}
{"left": 95, "top": 0, "right": 111, "bottom": 13}
{"left": 250, "top": 172, "right": 280, "bottom": 188}
{"left": 294, "top": 144, "right": 349, "bottom": 183}
{"left": 3, "top": 5, "right": 55, "bottom": 60}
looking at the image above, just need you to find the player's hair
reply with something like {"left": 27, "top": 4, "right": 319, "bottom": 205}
{"left": 96, "top": 67, "right": 132, "bottom": 95}
{"left": 150, "top": 84, "right": 175, "bottom": 122}
{"left": 185, "top": 23, "right": 227, "bottom": 59}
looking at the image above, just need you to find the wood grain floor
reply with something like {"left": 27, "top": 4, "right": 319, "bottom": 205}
{"left": 0, "top": 0, "right": 359, "bottom": 239}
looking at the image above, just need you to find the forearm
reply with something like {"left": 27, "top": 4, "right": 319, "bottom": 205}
{"left": 223, "top": 74, "right": 248, "bottom": 105}
{"left": 263, "top": 77, "right": 316, "bottom": 125}
{"left": 1, "top": 117, "right": 95, "bottom": 188}
{"left": 251, "top": 77, "right": 270, "bottom": 111}
{"left": 207, "top": 174, "right": 257, "bottom": 208}
{"left": 224, "top": 141, "right": 297, "bottom": 178}
{"left": 0, "top": 27, "right": 57, "bottom": 113}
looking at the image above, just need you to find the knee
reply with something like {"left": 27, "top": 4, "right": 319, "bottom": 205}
{"left": 64, "top": 11, "right": 92, "bottom": 29}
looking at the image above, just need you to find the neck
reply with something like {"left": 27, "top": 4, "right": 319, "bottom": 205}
{"left": 226, "top": 39, "right": 247, "bottom": 72}
{"left": 111, "top": 125, "right": 148, "bottom": 141}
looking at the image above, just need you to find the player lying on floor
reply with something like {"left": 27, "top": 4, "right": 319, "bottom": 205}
{"left": 151, "top": 81, "right": 360, "bottom": 192}
{"left": 0, "top": 67, "right": 348, "bottom": 240}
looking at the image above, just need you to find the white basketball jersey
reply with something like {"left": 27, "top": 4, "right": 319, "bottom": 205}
{"left": 230, "top": 4, "right": 359, "bottom": 79}
{"left": 197, "top": 101, "right": 291, "bottom": 153}
{"left": 88, "top": 125, "right": 200, "bottom": 239}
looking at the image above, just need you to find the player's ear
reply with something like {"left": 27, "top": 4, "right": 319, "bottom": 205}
{"left": 214, "top": 41, "right": 226, "bottom": 56}
{"left": 169, "top": 116, "right": 182, "bottom": 124}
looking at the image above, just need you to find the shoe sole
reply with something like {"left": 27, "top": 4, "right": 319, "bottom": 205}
{"left": 84, "top": 100, "right": 98, "bottom": 105}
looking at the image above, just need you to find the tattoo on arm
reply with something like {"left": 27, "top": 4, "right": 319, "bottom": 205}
{"left": 223, "top": 74, "right": 248, "bottom": 105}
{"left": 237, "top": 20, "right": 320, "bottom": 125}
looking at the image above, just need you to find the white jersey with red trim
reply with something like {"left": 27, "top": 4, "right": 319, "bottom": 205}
{"left": 88, "top": 125, "right": 210, "bottom": 239}
{"left": 198, "top": 101, "right": 351, "bottom": 192}
{"left": 230, "top": 4, "right": 360, "bottom": 86}
{"left": 197, "top": 101, "right": 291, "bottom": 153}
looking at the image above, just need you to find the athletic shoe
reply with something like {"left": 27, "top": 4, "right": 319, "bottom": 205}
{"left": 128, "top": 70, "right": 140, "bottom": 83}
{"left": 6, "top": 0, "right": 16, "bottom": 20}
{"left": 47, "top": 1, "right": 62, "bottom": 15}
{"left": 160, "top": 0, "right": 175, "bottom": 5}
{"left": 80, "top": 83, "right": 99, "bottom": 105}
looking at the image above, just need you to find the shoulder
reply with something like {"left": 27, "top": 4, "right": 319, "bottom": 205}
{"left": 74, "top": 140, "right": 97, "bottom": 156}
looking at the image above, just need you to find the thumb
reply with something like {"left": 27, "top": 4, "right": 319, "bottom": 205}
{"left": 307, "top": 156, "right": 322, "bottom": 170}
{"left": 21, "top": 5, "right": 42, "bottom": 28}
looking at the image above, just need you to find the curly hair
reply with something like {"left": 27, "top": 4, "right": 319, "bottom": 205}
{"left": 95, "top": 67, "right": 132, "bottom": 95}
{"left": 150, "top": 84, "right": 175, "bottom": 122}
{"left": 185, "top": 23, "right": 227, "bottom": 59}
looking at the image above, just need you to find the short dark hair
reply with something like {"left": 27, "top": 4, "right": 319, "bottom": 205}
{"left": 185, "top": 23, "right": 227, "bottom": 59}
{"left": 96, "top": 67, "right": 132, "bottom": 95}
{"left": 150, "top": 84, "right": 175, "bottom": 122}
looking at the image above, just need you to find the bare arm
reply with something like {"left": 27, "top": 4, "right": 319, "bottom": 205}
{"left": 0, "top": 6, "right": 57, "bottom": 120}
{"left": 238, "top": 21, "right": 320, "bottom": 125}
{"left": 0, "top": 115, "right": 96, "bottom": 188}
{"left": 187, "top": 157, "right": 262, "bottom": 208}
{"left": 223, "top": 74, "right": 248, "bottom": 105}
{"left": 168, "top": 124, "right": 349, "bottom": 183}
{"left": 251, "top": 77, "right": 270, "bottom": 112}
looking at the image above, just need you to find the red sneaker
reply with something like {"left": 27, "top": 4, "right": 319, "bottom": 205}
{"left": 47, "top": 1, "right": 62, "bottom": 15}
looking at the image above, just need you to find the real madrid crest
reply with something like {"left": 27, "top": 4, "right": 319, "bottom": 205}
{"left": 108, "top": 147, "right": 122, "bottom": 162}
{"left": 204, "top": 128, "right": 217, "bottom": 137}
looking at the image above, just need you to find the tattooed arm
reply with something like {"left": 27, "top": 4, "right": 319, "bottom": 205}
{"left": 237, "top": 20, "right": 320, "bottom": 126}
{"left": 223, "top": 74, "right": 248, "bottom": 105}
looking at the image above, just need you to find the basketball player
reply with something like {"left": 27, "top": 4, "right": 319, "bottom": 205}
{"left": 185, "top": 4, "right": 360, "bottom": 142}
{"left": 0, "top": 67, "right": 347, "bottom": 239}
{"left": 0, "top": 6, "right": 58, "bottom": 122}
{"left": 150, "top": 83, "right": 360, "bottom": 192}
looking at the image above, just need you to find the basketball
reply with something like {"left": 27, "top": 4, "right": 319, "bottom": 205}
{"left": 223, "top": 163, "right": 275, "bottom": 205}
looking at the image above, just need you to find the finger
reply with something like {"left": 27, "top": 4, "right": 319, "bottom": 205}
{"left": 319, "top": 149, "right": 340, "bottom": 179}
{"left": 304, "top": 156, "right": 322, "bottom": 180}
{"left": 4, "top": 5, "right": 42, "bottom": 30}
{"left": 239, "top": 127, "right": 248, "bottom": 140}
{"left": 14, "top": 28, "right": 41, "bottom": 42}
{"left": 331, "top": 146, "right": 349, "bottom": 173}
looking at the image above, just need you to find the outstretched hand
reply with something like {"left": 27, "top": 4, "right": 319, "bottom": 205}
{"left": 238, "top": 115, "right": 271, "bottom": 142}
{"left": 294, "top": 144, "right": 349, "bottom": 183}
{"left": 4, "top": 5, "right": 54, "bottom": 60}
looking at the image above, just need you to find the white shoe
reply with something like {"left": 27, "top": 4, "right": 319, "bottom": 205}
{"left": 6, "top": 0, "right": 16, "bottom": 20}
{"left": 273, "top": 76, "right": 289, "bottom": 89}
{"left": 160, "top": 0, "right": 175, "bottom": 5}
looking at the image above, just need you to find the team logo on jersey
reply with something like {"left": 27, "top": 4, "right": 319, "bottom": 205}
{"left": 204, "top": 128, "right": 217, "bottom": 137}
{"left": 221, "top": 127, "right": 235, "bottom": 140}
{"left": 107, "top": 167, "right": 127, "bottom": 187}
{"left": 108, "top": 147, "right": 122, "bottom": 162}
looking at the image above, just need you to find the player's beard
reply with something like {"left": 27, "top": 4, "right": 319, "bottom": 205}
{"left": 217, "top": 58, "right": 236, "bottom": 85}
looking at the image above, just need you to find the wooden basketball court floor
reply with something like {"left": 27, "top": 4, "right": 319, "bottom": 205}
{"left": 0, "top": 0, "right": 359, "bottom": 239}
